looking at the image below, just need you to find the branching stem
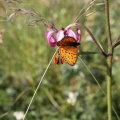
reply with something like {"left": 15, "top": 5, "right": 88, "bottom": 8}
{"left": 105, "top": 0, "right": 113, "bottom": 120}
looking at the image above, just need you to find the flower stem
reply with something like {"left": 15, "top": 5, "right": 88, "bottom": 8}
{"left": 107, "top": 49, "right": 113, "bottom": 120}
{"left": 23, "top": 49, "right": 58, "bottom": 120}
{"left": 105, "top": 0, "right": 112, "bottom": 46}
{"left": 105, "top": 0, "right": 113, "bottom": 120}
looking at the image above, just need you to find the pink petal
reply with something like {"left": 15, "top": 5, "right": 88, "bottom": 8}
{"left": 56, "top": 30, "right": 65, "bottom": 41}
{"left": 45, "top": 27, "right": 81, "bottom": 47}
{"left": 56, "top": 29, "right": 77, "bottom": 41}
{"left": 66, "top": 29, "right": 77, "bottom": 40}
{"left": 76, "top": 28, "right": 81, "bottom": 42}
{"left": 46, "top": 30, "right": 57, "bottom": 47}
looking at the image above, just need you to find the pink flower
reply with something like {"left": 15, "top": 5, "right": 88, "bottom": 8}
{"left": 46, "top": 27, "right": 81, "bottom": 47}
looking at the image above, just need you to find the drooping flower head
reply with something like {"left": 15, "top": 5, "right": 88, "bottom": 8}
{"left": 46, "top": 24, "right": 82, "bottom": 66}
{"left": 46, "top": 26, "right": 81, "bottom": 47}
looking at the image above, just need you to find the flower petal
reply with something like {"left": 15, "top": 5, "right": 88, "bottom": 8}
{"left": 56, "top": 30, "right": 65, "bottom": 41}
{"left": 56, "top": 28, "right": 78, "bottom": 41}
{"left": 45, "top": 27, "right": 81, "bottom": 47}
{"left": 46, "top": 30, "right": 57, "bottom": 47}
{"left": 76, "top": 28, "right": 81, "bottom": 42}
{"left": 66, "top": 29, "right": 77, "bottom": 40}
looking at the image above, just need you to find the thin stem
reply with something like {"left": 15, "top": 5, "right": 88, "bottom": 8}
{"left": 23, "top": 48, "right": 58, "bottom": 120}
{"left": 112, "top": 35, "right": 120, "bottom": 49}
{"left": 105, "top": 0, "right": 112, "bottom": 46}
{"left": 79, "top": 56, "right": 106, "bottom": 95}
{"left": 79, "top": 56, "right": 120, "bottom": 120}
{"left": 66, "top": 23, "right": 107, "bottom": 57}
{"left": 73, "top": 0, "right": 91, "bottom": 23}
{"left": 106, "top": 49, "right": 113, "bottom": 120}
{"left": 79, "top": 51, "right": 100, "bottom": 55}
{"left": 105, "top": 0, "right": 113, "bottom": 120}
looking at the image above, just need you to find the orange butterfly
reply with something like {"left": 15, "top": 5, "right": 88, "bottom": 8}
{"left": 54, "top": 36, "right": 80, "bottom": 66}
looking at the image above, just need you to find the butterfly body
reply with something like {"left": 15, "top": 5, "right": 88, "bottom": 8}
{"left": 56, "top": 36, "right": 80, "bottom": 66}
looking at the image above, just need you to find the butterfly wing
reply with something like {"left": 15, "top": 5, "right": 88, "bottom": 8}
{"left": 58, "top": 46, "right": 78, "bottom": 66}
{"left": 57, "top": 36, "right": 79, "bottom": 46}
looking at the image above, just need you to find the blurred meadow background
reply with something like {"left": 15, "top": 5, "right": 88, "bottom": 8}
{"left": 0, "top": 0, "right": 120, "bottom": 119}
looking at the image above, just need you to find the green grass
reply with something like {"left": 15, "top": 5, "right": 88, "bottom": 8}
{"left": 0, "top": 0, "right": 120, "bottom": 119}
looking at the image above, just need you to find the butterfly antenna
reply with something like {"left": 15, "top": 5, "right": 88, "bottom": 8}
{"left": 79, "top": 56, "right": 120, "bottom": 120}
{"left": 23, "top": 48, "right": 58, "bottom": 120}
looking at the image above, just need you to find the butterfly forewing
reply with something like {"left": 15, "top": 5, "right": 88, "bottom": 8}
{"left": 58, "top": 46, "right": 78, "bottom": 66}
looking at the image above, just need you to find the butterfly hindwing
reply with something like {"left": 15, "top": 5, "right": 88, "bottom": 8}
{"left": 58, "top": 46, "right": 78, "bottom": 66}
{"left": 54, "top": 36, "right": 80, "bottom": 66}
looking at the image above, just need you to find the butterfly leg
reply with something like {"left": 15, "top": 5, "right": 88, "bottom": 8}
{"left": 53, "top": 54, "right": 65, "bottom": 65}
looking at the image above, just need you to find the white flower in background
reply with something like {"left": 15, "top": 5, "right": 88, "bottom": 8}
{"left": 13, "top": 111, "right": 24, "bottom": 120}
{"left": 67, "top": 91, "right": 79, "bottom": 105}
{"left": 73, "top": 64, "right": 79, "bottom": 70}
